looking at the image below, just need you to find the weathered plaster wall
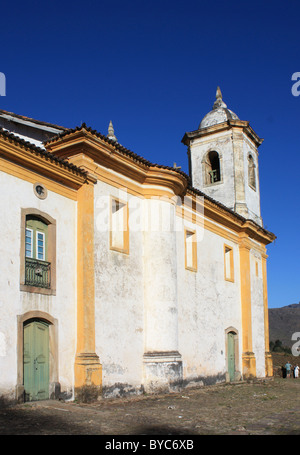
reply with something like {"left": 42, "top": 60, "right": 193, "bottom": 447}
{"left": 142, "top": 197, "right": 183, "bottom": 392}
{"left": 0, "top": 166, "right": 268, "bottom": 401}
{"left": 177, "top": 217, "right": 242, "bottom": 385}
{"left": 94, "top": 181, "right": 144, "bottom": 396}
{"left": 0, "top": 171, "right": 77, "bottom": 400}
{"left": 250, "top": 248, "right": 266, "bottom": 377}
{"left": 190, "top": 131, "right": 235, "bottom": 210}
{"left": 190, "top": 130, "right": 262, "bottom": 226}
{"left": 242, "top": 136, "right": 262, "bottom": 225}
{"left": 143, "top": 198, "right": 178, "bottom": 353}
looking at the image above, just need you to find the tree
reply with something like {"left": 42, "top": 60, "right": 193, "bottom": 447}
{"left": 273, "top": 340, "right": 283, "bottom": 352}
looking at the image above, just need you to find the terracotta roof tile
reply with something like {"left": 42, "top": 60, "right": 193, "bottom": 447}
{"left": 44, "top": 123, "right": 275, "bottom": 237}
{"left": 0, "top": 127, "right": 87, "bottom": 176}
{"left": 44, "top": 123, "right": 191, "bottom": 179}
{"left": 0, "top": 109, "right": 68, "bottom": 131}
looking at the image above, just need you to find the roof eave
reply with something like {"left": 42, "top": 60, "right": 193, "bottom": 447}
{"left": 181, "top": 119, "right": 263, "bottom": 148}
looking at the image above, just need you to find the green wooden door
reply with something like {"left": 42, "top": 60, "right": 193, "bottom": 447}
{"left": 228, "top": 332, "right": 235, "bottom": 382}
{"left": 24, "top": 320, "right": 49, "bottom": 401}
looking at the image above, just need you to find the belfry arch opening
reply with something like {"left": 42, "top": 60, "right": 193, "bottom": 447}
{"left": 248, "top": 154, "right": 256, "bottom": 190}
{"left": 205, "top": 151, "right": 221, "bottom": 184}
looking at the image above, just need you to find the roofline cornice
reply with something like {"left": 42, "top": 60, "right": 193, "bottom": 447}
{"left": 181, "top": 119, "right": 263, "bottom": 148}
{"left": 45, "top": 127, "right": 189, "bottom": 195}
{"left": 0, "top": 119, "right": 275, "bottom": 243}
{"left": 0, "top": 129, "right": 92, "bottom": 189}
{"left": 186, "top": 187, "right": 276, "bottom": 245}
{"left": 45, "top": 126, "right": 276, "bottom": 244}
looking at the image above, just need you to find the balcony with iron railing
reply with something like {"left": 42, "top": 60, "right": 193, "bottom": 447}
{"left": 25, "top": 257, "right": 51, "bottom": 289}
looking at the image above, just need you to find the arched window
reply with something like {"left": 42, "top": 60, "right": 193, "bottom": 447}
{"left": 204, "top": 151, "right": 221, "bottom": 184}
{"left": 25, "top": 215, "right": 50, "bottom": 289}
{"left": 248, "top": 154, "right": 256, "bottom": 190}
{"left": 20, "top": 209, "right": 56, "bottom": 295}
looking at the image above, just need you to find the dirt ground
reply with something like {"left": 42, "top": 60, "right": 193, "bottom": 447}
{"left": 0, "top": 377, "right": 299, "bottom": 437}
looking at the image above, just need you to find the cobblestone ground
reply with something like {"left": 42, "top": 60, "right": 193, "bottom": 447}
{"left": 0, "top": 378, "right": 299, "bottom": 436}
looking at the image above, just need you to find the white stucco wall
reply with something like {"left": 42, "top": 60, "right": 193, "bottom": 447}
{"left": 177, "top": 217, "right": 242, "bottom": 384}
{"left": 243, "top": 136, "right": 262, "bottom": 224}
{"left": 94, "top": 181, "right": 144, "bottom": 395}
{"left": 0, "top": 170, "right": 77, "bottom": 399}
{"left": 250, "top": 248, "right": 266, "bottom": 377}
{"left": 0, "top": 165, "right": 268, "bottom": 401}
{"left": 190, "top": 131, "right": 236, "bottom": 209}
{"left": 190, "top": 129, "right": 262, "bottom": 226}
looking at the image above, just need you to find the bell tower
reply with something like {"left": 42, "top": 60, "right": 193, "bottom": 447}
{"left": 182, "top": 87, "right": 263, "bottom": 226}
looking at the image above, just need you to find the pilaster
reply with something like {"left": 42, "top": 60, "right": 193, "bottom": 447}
{"left": 239, "top": 235, "right": 256, "bottom": 378}
{"left": 143, "top": 199, "right": 182, "bottom": 392}
{"left": 262, "top": 251, "right": 273, "bottom": 377}
{"left": 232, "top": 130, "right": 247, "bottom": 217}
{"left": 74, "top": 180, "right": 102, "bottom": 401}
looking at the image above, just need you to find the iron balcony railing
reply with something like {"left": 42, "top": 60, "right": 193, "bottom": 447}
{"left": 25, "top": 257, "right": 51, "bottom": 289}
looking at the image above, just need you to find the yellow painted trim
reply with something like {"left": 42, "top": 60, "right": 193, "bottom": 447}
{"left": 224, "top": 244, "right": 234, "bottom": 282}
{"left": 184, "top": 228, "right": 197, "bottom": 272}
{"left": 76, "top": 182, "right": 96, "bottom": 354}
{"left": 0, "top": 136, "right": 87, "bottom": 191}
{"left": 50, "top": 135, "right": 274, "bottom": 248}
{"left": 0, "top": 130, "right": 274, "bottom": 247}
{"left": 239, "top": 234, "right": 256, "bottom": 377}
{"left": 0, "top": 156, "right": 78, "bottom": 200}
{"left": 262, "top": 252, "right": 273, "bottom": 376}
{"left": 177, "top": 204, "right": 240, "bottom": 245}
{"left": 109, "top": 195, "right": 129, "bottom": 255}
{"left": 69, "top": 153, "right": 185, "bottom": 202}
{"left": 75, "top": 182, "right": 102, "bottom": 392}
{"left": 48, "top": 131, "right": 188, "bottom": 197}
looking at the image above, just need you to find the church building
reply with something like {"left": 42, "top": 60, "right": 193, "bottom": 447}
{"left": 0, "top": 88, "right": 276, "bottom": 402}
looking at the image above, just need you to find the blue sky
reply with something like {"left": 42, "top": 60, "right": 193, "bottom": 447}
{"left": 0, "top": 0, "right": 299, "bottom": 308}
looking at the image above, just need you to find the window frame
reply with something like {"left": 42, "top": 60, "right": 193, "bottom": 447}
{"left": 36, "top": 230, "right": 46, "bottom": 261}
{"left": 202, "top": 150, "right": 223, "bottom": 187}
{"left": 109, "top": 196, "right": 129, "bottom": 255}
{"left": 184, "top": 228, "right": 197, "bottom": 272}
{"left": 224, "top": 244, "right": 234, "bottom": 282}
{"left": 248, "top": 153, "right": 256, "bottom": 191}
{"left": 25, "top": 228, "right": 33, "bottom": 259}
{"left": 20, "top": 208, "right": 56, "bottom": 295}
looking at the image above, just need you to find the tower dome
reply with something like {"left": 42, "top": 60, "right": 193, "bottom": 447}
{"left": 199, "top": 87, "right": 239, "bottom": 129}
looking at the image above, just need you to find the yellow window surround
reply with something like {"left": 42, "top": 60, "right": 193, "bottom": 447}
{"left": 185, "top": 228, "right": 197, "bottom": 272}
{"left": 224, "top": 244, "right": 234, "bottom": 282}
{"left": 110, "top": 196, "right": 129, "bottom": 255}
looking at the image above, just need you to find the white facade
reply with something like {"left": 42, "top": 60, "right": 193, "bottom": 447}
{"left": 0, "top": 97, "right": 275, "bottom": 402}
{"left": 0, "top": 170, "right": 77, "bottom": 401}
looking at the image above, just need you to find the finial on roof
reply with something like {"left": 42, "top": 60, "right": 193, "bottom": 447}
{"left": 107, "top": 120, "right": 117, "bottom": 142}
{"left": 213, "top": 86, "right": 227, "bottom": 110}
{"left": 173, "top": 162, "right": 181, "bottom": 170}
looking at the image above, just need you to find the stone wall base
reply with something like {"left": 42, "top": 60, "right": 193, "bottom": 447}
{"left": 74, "top": 352, "right": 102, "bottom": 402}
{"left": 265, "top": 351, "right": 273, "bottom": 377}
{"left": 143, "top": 351, "right": 183, "bottom": 393}
{"left": 242, "top": 352, "right": 257, "bottom": 378}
